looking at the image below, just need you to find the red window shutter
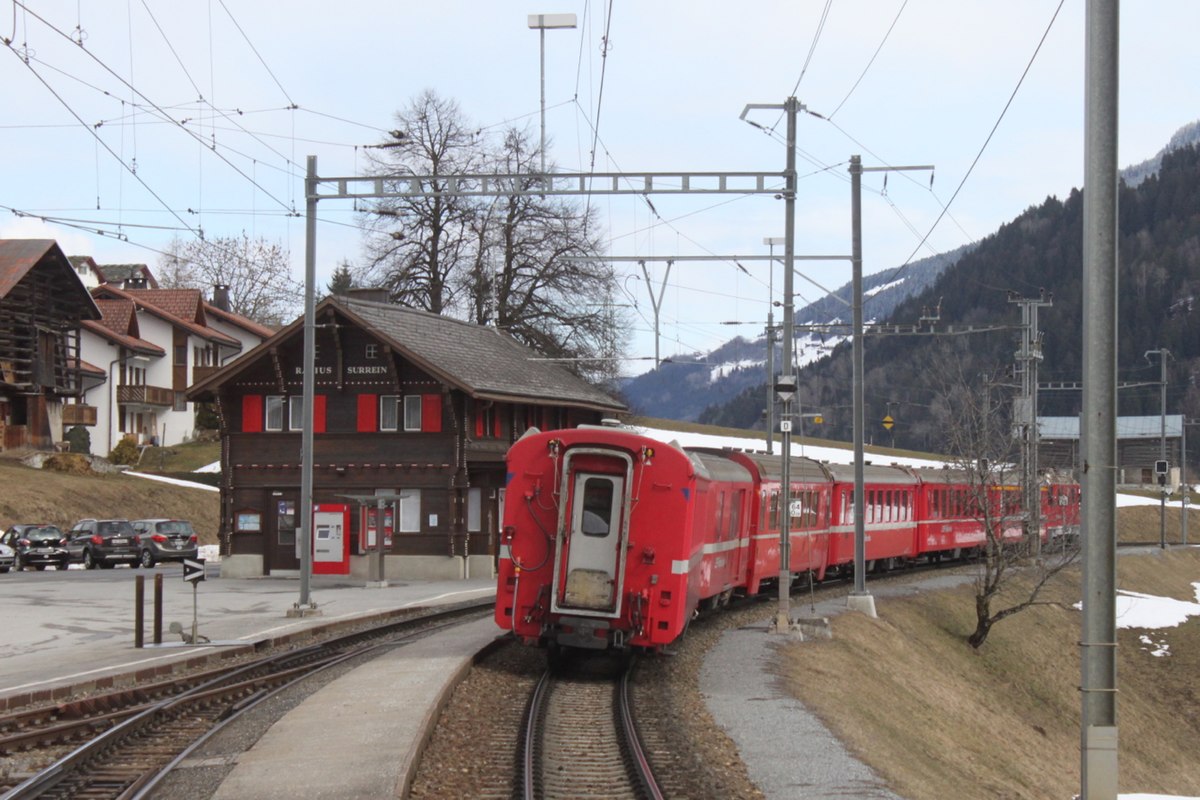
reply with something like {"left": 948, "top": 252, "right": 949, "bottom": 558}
{"left": 492, "top": 407, "right": 502, "bottom": 438}
{"left": 357, "top": 394, "right": 377, "bottom": 432}
{"left": 475, "top": 408, "right": 484, "bottom": 438}
{"left": 422, "top": 394, "right": 442, "bottom": 433}
{"left": 242, "top": 395, "right": 263, "bottom": 433}
{"left": 313, "top": 395, "right": 327, "bottom": 434}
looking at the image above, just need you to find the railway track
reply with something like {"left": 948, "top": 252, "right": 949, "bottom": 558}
{"left": 0, "top": 600, "right": 492, "bottom": 800}
{"left": 517, "top": 657, "right": 662, "bottom": 800}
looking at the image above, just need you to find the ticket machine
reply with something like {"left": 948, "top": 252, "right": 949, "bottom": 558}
{"left": 312, "top": 504, "right": 350, "bottom": 575}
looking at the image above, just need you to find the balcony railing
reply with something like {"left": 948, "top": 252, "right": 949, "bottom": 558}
{"left": 192, "top": 365, "right": 220, "bottom": 385}
{"left": 117, "top": 384, "right": 175, "bottom": 407}
{"left": 62, "top": 404, "right": 98, "bottom": 426}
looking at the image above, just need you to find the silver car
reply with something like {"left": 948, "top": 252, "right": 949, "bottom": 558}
{"left": 132, "top": 519, "right": 199, "bottom": 567}
{"left": 0, "top": 541, "right": 14, "bottom": 573}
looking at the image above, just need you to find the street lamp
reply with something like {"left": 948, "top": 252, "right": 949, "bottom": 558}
{"left": 528, "top": 13, "right": 577, "bottom": 177}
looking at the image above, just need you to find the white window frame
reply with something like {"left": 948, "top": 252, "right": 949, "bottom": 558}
{"left": 398, "top": 489, "right": 421, "bottom": 532}
{"left": 365, "top": 343, "right": 378, "bottom": 359}
{"left": 265, "top": 396, "right": 285, "bottom": 432}
{"left": 289, "top": 397, "right": 305, "bottom": 431}
{"left": 403, "top": 395, "right": 422, "bottom": 431}
{"left": 467, "top": 488, "right": 482, "bottom": 532}
{"left": 380, "top": 395, "right": 399, "bottom": 431}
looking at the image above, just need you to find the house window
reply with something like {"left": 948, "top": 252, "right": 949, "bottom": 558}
{"left": 289, "top": 397, "right": 304, "bottom": 430}
{"left": 174, "top": 345, "right": 187, "bottom": 365}
{"left": 398, "top": 489, "right": 421, "bottom": 532}
{"left": 467, "top": 488, "right": 482, "bottom": 532}
{"left": 265, "top": 396, "right": 285, "bottom": 432}
{"left": 380, "top": 395, "right": 399, "bottom": 431}
{"left": 404, "top": 395, "right": 422, "bottom": 431}
{"left": 174, "top": 392, "right": 187, "bottom": 412}
{"left": 365, "top": 343, "right": 378, "bottom": 359}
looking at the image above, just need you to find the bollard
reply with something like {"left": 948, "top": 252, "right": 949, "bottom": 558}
{"left": 153, "top": 572, "right": 164, "bottom": 645}
{"left": 135, "top": 574, "right": 145, "bottom": 648}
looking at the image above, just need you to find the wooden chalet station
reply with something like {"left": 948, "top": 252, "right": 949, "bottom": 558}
{"left": 188, "top": 293, "right": 626, "bottom": 579}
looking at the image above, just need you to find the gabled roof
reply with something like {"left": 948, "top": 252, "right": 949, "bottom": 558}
{"left": 125, "top": 288, "right": 202, "bottom": 324}
{"left": 202, "top": 300, "right": 276, "bottom": 339}
{"left": 69, "top": 257, "right": 159, "bottom": 288}
{"left": 0, "top": 240, "right": 102, "bottom": 319}
{"left": 80, "top": 316, "right": 165, "bottom": 357}
{"left": 190, "top": 296, "right": 626, "bottom": 413}
{"left": 91, "top": 284, "right": 240, "bottom": 348}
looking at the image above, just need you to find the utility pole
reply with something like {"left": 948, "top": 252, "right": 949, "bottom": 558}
{"left": 1146, "top": 347, "right": 1170, "bottom": 549}
{"left": 1010, "top": 289, "right": 1053, "bottom": 556}
{"left": 848, "top": 156, "right": 934, "bottom": 619}
{"left": 764, "top": 236, "right": 786, "bottom": 455}
{"left": 1080, "top": 1, "right": 1120, "bottom": 795}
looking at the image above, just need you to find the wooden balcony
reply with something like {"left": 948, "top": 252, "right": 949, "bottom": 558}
{"left": 117, "top": 384, "right": 175, "bottom": 407}
{"left": 192, "top": 365, "right": 220, "bottom": 385}
{"left": 62, "top": 404, "right": 98, "bottom": 426}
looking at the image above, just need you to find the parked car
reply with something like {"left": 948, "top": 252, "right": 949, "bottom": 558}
{"left": 0, "top": 541, "right": 13, "bottom": 573}
{"left": 65, "top": 519, "right": 140, "bottom": 569}
{"left": 1, "top": 524, "right": 69, "bottom": 571}
{"left": 131, "top": 519, "right": 199, "bottom": 567}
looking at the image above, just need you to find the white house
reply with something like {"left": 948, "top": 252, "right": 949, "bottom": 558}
{"left": 78, "top": 282, "right": 272, "bottom": 453}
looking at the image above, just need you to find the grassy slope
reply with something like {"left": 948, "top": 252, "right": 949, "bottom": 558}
{"left": 0, "top": 457, "right": 220, "bottom": 544}
{"left": 775, "top": 525, "right": 1200, "bottom": 799}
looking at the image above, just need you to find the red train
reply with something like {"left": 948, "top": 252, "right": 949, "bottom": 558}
{"left": 494, "top": 425, "right": 1079, "bottom": 653}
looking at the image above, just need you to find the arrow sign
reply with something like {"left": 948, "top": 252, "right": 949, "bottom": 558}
{"left": 183, "top": 558, "right": 206, "bottom": 583}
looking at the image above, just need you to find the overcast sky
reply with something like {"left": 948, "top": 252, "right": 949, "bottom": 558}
{"left": 3, "top": 1, "right": 1198, "bottom": 375}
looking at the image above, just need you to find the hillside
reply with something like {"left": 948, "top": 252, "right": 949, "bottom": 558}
{"left": 0, "top": 458, "right": 219, "bottom": 544}
{"left": 700, "top": 141, "right": 1200, "bottom": 453}
{"left": 775, "top": 545, "right": 1200, "bottom": 799}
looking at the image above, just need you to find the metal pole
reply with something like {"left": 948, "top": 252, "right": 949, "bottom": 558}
{"left": 773, "top": 97, "right": 799, "bottom": 633}
{"left": 1158, "top": 349, "right": 1168, "bottom": 549}
{"left": 1182, "top": 418, "right": 1188, "bottom": 545}
{"left": 153, "top": 571, "right": 163, "bottom": 645}
{"left": 299, "top": 155, "right": 317, "bottom": 611}
{"left": 847, "top": 155, "right": 875, "bottom": 617}
{"left": 134, "top": 574, "right": 144, "bottom": 648}
{"left": 539, "top": 26, "right": 546, "bottom": 177}
{"left": 374, "top": 497, "right": 385, "bottom": 583}
{"left": 1081, "top": 1, "right": 1120, "bottom": 795}
{"left": 766, "top": 311, "right": 775, "bottom": 454}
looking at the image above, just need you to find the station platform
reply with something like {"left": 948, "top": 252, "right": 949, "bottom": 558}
{"left": 0, "top": 567, "right": 497, "bottom": 711}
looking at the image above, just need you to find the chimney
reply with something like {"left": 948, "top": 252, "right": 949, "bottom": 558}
{"left": 212, "top": 284, "right": 231, "bottom": 312}
{"left": 345, "top": 287, "right": 390, "bottom": 304}
{"left": 126, "top": 276, "right": 147, "bottom": 290}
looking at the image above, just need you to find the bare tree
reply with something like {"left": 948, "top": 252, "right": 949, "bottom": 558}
{"left": 931, "top": 350, "right": 1079, "bottom": 648}
{"left": 359, "top": 90, "right": 483, "bottom": 314}
{"left": 158, "top": 233, "right": 300, "bottom": 325}
{"left": 465, "top": 128, "right": 628, "bottom": 385}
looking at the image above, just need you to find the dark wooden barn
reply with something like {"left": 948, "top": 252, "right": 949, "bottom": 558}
{"left": 188, "top": 294, "right": 627, "bottom": 578}
{"left": 0, "top": 240, "right": 101, "bottom": 451}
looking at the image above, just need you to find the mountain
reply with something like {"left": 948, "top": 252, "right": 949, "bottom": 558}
{"left": 620, "top": 119, "right": 1200, "bottom": 446}
{"left": 620, "top": 244, "right": 975, "bottom": 421}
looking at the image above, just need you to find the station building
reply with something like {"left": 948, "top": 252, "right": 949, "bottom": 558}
{"left": 188, "top": 292, "right": 627, "bottom": 579}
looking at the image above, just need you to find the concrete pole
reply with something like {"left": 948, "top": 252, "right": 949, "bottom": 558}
{"left": 298, "top": 155, "right": 317, "bottom": 612}
{"left": 1158, "top": 349, "right": 1168, "bottom": 548}
{"left": 1081, "top": 1, "right": 1120, "bottom": 795}
{"left": 847, "top": 155, "right": 875, "bottom": 618}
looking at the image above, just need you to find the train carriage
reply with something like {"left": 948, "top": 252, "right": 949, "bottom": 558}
{"left": 826, "top": 463, "right": 921, "bottom": 569}
{"left": 496, "top": 426, "right": 752, "bottom": 652}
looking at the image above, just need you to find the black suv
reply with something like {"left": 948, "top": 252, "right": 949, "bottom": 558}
{"left": 131, "top": 519, "right": 199, "bottom": 567}
{"left": 65, "top": 519, "right": 140, "bottom": 569}
{"left": 1, "top": 524, "right": 69, "bottom": 571}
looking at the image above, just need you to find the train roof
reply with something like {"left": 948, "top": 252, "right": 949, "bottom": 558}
{"left": 822, "top": 461, "right": 919, "bottom": 485}
{"left": 687, "top": 449, "right": 754, "bottom": 484}
{"left": 698, "top": 448, "right": 834, "bottom": 484}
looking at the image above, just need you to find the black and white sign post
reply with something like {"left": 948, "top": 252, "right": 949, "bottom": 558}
{"left": 183, "top": 558, "right": 206, "bottom": 645}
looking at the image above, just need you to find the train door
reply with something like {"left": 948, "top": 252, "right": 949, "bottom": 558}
{"left": 557, "top": 472, "right": 625, "bottom": 612}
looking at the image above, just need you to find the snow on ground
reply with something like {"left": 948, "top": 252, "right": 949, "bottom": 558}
{"left": 124, "top": 471, "right": 219, "bottom": 492}
{"left": 1072, "top": 582, "right": 1200, "bottom": 659}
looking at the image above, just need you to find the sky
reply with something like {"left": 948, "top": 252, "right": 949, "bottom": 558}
{"left": 4, "top": 1, "right": 1200, "bottom": 377}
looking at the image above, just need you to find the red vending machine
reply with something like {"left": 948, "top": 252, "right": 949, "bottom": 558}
{"left": 312, "top": 503, "right": 350, "bottom": 575}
